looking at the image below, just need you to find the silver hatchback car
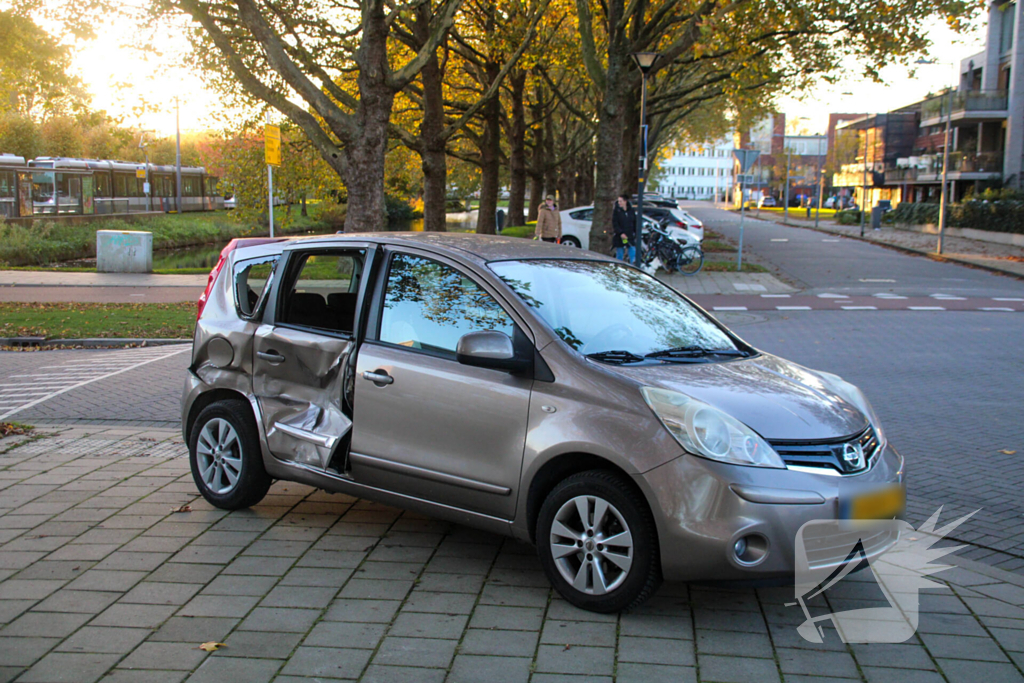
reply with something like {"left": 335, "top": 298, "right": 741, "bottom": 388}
{"left": 182, "top": 233, "right": 905, "bottom": 612}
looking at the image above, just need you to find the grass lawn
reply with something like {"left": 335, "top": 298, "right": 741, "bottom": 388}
{"left": 702, "top": 261, "right": 768, "bottom": 272}
{"left": 741, "top": 206, "right": 841, "bottom": 219}
{"left": 0, "top": 303, "right": 195, "bottom": 339}
{"left": 0, "top": 207, "right": 322, "bottom": 268}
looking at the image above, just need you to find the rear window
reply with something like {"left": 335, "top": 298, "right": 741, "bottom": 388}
{"left": 234, "top": 256, "right": 279, "bottom": 318}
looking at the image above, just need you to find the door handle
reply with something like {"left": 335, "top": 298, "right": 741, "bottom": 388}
{"left": 361, "top": 370, "right": 394, "bottom": 386}
{"left": 257, "top": 350, "right": 286, "bottom": 364}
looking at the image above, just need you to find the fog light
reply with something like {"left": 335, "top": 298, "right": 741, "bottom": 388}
{"left": 732, "top": 533, "right": 769, "bottom": 566}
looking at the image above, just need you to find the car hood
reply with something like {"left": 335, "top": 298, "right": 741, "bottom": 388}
{"left": 608, "top": 353, "right": 868, "bottom": 441}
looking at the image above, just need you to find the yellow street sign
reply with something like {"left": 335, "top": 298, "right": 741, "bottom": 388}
{"left": 136, "top": 169, "right": 146, "bottom": 179}
{"left": 265, "top": 125, "right": 281, "bottom": 166}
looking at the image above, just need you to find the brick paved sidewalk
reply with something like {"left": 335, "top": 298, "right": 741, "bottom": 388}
{"left": 1, "top": 426, "right": 1023, "bottom": 682}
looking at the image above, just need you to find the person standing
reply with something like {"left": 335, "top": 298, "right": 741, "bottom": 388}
{"left": 612, "top": 195, "right": 636, "bottom": 262}
{"left": 534, "top": 195, "right": 562, "bottom": 243}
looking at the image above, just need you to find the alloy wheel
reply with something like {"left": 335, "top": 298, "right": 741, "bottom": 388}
{"left": 549, "top": 494, "right": 634, "bottom": 595}
{"left": 196, "top": 417, "right": 243, "bottom": 495}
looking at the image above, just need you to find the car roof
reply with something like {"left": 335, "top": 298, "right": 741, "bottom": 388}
{"left": 251, "top": 231, "right": 618, "bottom": 264}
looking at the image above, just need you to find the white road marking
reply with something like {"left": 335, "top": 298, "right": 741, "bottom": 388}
{"left": 873, "top": 293, "right": 907, "bottom": 299}
{"left": 0, "top": 346, "right": 190, "bottom": 421}
{"left": 860, "top": 278, "right": 896, "bottom": 283}
{"left": 713, "top": 306, "right": 748, "bottom": 311}
{"left": 931, "top": 294, "right": 966, "bottom": 300}
{"left": 842, "top": 306, "right": 878, "bottom": 310}
{"left": 817, "top": 293, "right": 850, "bottom": 298}
{"left": 822, "top": 239, "right": 841, "bottom": 242}
{"left": 908, "top": 306, "right": 945, "bottom": 311}
{"left": 770, "top": 238, "right": 789, "bottom": 242}
{"left": 993, "top": 298, "right": 1024, "bottom": 302}
{"left": 760, "top": 294, "right": 791, "bottom": 298}
{"left": 777, "top": 306, "right": 812, "bottom": 311}
{"left": 980, "top": 307, "right": 1015, "bottom": 312}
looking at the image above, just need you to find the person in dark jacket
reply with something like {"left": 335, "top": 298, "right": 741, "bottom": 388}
{"left": 612, "top": 195, "right": 636, "bottom": 262}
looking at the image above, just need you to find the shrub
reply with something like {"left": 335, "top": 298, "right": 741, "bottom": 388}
{"left": 315, "top": 203, "right": 347, "bottom": 231}
{"left": 890, "top": 201, "right": 1024, "bottom": 234}
{"left": 385, "top": 194, "right": 423, "bottom": 223}
{"left": 835, "top": 209, "right": 862, "bottom": 225}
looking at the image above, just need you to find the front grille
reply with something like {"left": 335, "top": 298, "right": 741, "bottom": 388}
{"left": 800, "top": 523, "right": 898, "bottom": 568}
{"left": 770, "top": 426, "right": 880, "bottom": 475}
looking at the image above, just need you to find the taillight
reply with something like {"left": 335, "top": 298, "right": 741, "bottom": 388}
{"left": 196, "top": 240, "right": 236, "bottom": 320}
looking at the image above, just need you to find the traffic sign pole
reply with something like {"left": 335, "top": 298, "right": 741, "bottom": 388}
{"left": 732, "top": 149, "right": 760, "bottom": 272}
{"left": 265, "top": 124, "right": 281, "bottom": 238}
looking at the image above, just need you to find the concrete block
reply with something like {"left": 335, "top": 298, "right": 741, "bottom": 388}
{"left": 96, "top": 231, "right": 152, "bottom": 273}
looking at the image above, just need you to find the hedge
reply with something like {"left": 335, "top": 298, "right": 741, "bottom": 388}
{"left": 890, "top": 201, "right": 1024, "bottom": 234}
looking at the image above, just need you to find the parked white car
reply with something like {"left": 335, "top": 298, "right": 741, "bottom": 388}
{"left": 559, "top": 206, "right": 679, "bottom": 251}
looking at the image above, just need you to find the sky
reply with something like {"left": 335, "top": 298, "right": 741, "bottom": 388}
{"left": 68, "top": 10, "right": 988, "bottom": 138}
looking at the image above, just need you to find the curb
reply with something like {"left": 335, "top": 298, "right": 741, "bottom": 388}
{"left": 749, "top": 213, "right": 1024, "bottom": 281}
{"left": 1, "top": 338, "right": 190, "bottom": 349}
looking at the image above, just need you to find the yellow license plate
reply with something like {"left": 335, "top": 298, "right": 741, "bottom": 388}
{"left": 846, "top": 485, "right": 906, "bottom": 520}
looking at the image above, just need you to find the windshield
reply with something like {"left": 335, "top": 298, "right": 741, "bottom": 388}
{"left": 489, "top": 259, "right": 739, "bottom": 360}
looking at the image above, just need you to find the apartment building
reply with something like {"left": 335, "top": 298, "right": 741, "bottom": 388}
{"left": 655, "top": 138, "right": 735, "bottom": 200}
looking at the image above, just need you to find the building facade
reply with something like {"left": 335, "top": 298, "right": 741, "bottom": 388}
{"left": 733, "top": 114, "right": 829, "bottom": 206}
{"left": 655, "top": 138, "right": 735, "bottom": 200}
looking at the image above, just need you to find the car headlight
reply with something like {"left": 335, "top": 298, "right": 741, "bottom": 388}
{"left": 815, "top": 372, "right": 886, "bottom": 446}
{"left": 641, "top": 387, "right": 785, "bottom": 468}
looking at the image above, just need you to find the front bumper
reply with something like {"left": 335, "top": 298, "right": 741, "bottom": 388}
{"left": 638, "top": 443, "right": 905, "bottom": 582}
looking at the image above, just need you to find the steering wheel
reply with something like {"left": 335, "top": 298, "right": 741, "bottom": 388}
{"left": 582, "top": 323, "right": 634, "bottom": 354}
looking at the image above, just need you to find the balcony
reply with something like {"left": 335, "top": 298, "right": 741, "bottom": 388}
{"left": 920, "top": 90, "right": 1009, "bottom": 127}
{"left": 890, "top": 151, "right": 1003, "bottom": 183}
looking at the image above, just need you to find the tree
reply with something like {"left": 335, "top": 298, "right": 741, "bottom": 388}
{"left": 164, "top": 0, "right": 465, "bottom": 232}
{"left": 573, "top": 0, "right": 980, "bottom": 253}
{"left": 0, "top": 10, "right": 89, "bottom": 119}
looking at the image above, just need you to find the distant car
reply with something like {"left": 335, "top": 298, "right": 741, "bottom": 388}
{"left": 758, "top": 197, "right": 777, "bottom": 208}
{"left": 560, "top": 206, "right": 661, "bottom": 250}
{"left": 224, "top": 195, "right": 236, "bottom": 210}
{"left": 630, "top": 194, "right": 679, "bottom": 210}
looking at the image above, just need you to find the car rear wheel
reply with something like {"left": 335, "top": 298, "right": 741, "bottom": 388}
{"left": 560, "top": 235, "right": 581, "bottom": 248}
{"left": 189, "top": 400, "right": 271, "bottom": 510}
{"left": 536, "top": 470, "right": 662, "bottom": 612}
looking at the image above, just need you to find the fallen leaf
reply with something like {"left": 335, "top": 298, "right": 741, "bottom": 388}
{"left": 198, "top": 642, "right": 227, "bottom": 652}
{"left": 171, "top": 504, "right": 192, "bottom": 513}
{"left": 1000, "top": 449, "right": 1017, "bottom": 455}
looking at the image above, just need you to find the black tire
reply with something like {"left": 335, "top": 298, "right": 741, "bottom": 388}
{"left": 676, "top": 246, "right": 704, "bottom": 275}
{"left": 188, "top": 400, "right": 271, "bottom": 510}
{"left": 560, "top": 235, "right": 581, "bottom": 248}
{"left": 536, "top": 470, "right": 662, "bottom": 613}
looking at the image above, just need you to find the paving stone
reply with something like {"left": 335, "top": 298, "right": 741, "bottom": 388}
{"left": 214, "top": 630, "right": 303, "bottom": 660}
{"left": 696, "top": 630, "right": 773, "bottom": 658}
{"left": 402, "top": 591, "right": 477, "bottom": 615}
{"left": 543, "top": 599, "right": 616, "bottom": 623}
{"left": 56, "top": 627, "right": 150, "bottom": 654}
{"left": 147, "top": 564, "right": 222, "bottom": 585}
{"left": 990, "top": 626, "right": 1024, "bottom": 652}
{"left": 118, "top": 642, "right": 209, "bottom": 671}
{"left": 936, "top": 659, "right": 1024, "bottom": 683}
{"left": 850, "top": 642, "right": 938, "bottom": 670}
{"left": 32, "top": 589, "right": 120, "bottom": 614}
{"left": 540, "top": 620, "right": 617, "bottom": 648}
{"left": 469, "top": 605, "right": 545, "bottom": 631}
{"left": 372, "top": 636, "right": 457, "bottom": 668}
{"left": 201, "top": 575, "right": 278, "bottom": 597}
{"left": 184, "top": 656, "right": 281, "bottom": 683}
{"left": 1, "top": 611, "right": 91, "bottom": 637}
{"left": 362, "top": 664, "right": 448, "bottom": 683}
{"left": 617, "top": 635, "right": 695, "bottom": 666}
{"left": 534, "top": 644, "right": 615, "bottom": 676}
{"left": 149, "top": 616, "right": 239, "bottom": 643}
{"left": 0, "top": 580, "right": 66, "bottom": 601}
{"left": 237, "top": 607, "right": 321, "bottom": 633}
{"left": 459, "top": 629, "right": 538, "bottom": 657}
{"left": 120, "top": 582, "right": 203, "bottom": 606}
{"left": 93, "top": 552, "right": 171, "bottom": 572}
{"left": 697, "top": 654, "right": 781, "bottom": 683}
{"left": 65, "top": 570, "right": 147, "bottom": 593}
{"left": 337, "top": 578, "right": 414, "bottom": 601}
{"left": 615, "top": 663, "right": 697, "bottom": 683}
{"left": 278, "top": 646, "right": 371, "bottom": 679}
{"left": 16, "top": 561, "right": 92, "bottom": 582}
{"left": 91, "top": 603, "right": 178, "bottom": 628}
{"left": 862, "top": 668, "right": 947, "bottom": 683}
{"left": 389, "top": 611, "right": 467, "bottom": 640}
{"left": 278, "top": 567, "right": 353, "bottom": 588}
{"left": 177, "top": 594, "right": 260, "bottom": 618}
{"left": 0, "top": 636, "right": 61, "bottom": 667}
{"left": 98, "top": 670, "right": 187, "bottom": 683}
{"left": 919, "top": 632, "right": 1010, "bottom": 662}
{"left": 221, "top": 556, "right": 295, "bottom": 577}
{"left": 693, "top": 607, "right": 768, "bottom": 633}
{"left": 322, "top": 598, "right": 402, "bottom": 623}
{"left": 18, "top": 652, "right": 120, "bottom": 683}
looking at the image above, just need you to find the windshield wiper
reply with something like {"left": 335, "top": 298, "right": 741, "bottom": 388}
{"left": 645, "top": 346, "right": 750, "bottom": 361}
{"left": 585, "top": 350, "right": 646, "bottom": 364}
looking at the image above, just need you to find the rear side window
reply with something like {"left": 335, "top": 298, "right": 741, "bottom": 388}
{"left": 280, "top": 250, "right": 365, "bottom": 334}
{"left": 569, "top": 209, "right": 593, "bottom": 221}
{"left": 235, "top": 256, "right": 279, "bottom": 318}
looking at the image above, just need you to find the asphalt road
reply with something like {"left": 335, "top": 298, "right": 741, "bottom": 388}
{"left": 683, "top": 202, "right": 1024, "bottom": 299}
{"left": 2, "top": 210, "right": 1022, "bottom": 574}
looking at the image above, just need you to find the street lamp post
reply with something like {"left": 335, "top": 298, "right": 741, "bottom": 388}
{"left": 860, "top": 128, "right": 868, "bottom": 237}
{"left": 815, "top": 138, "right": 824, "bottom": 228}
{"left": 138, "top": 132, "right": 152, "bottom": 212}
{"left": 175, "top": 97, "right": 183, "bottom": 214}
{"left": 630, "top": 52, "right": 660, "bottom": 268}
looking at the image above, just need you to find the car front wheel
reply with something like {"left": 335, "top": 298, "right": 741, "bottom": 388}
{"left": 536, "top": 470, "right": 662, "bottom": 612}
{"left": 560, "top": 235, "right": 581, "bottom": 248}
{"left": 189, "top": 400, "right": 271, "bottom": 510}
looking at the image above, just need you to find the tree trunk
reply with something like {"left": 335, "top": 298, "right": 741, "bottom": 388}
{"left": 543, "top": 115, "right": 557, "bottom": 203}
{"left": 507, "top": 71, "right": 527, "bottom": 227}
{"left": 476, "top": 63, "right": 502, "bottom": 235}
{"left": 301, "top": 194, "right": 307, "bottom": 217}
{"left": 416, "top": 15, "right": 448, "bottom": 232}
{"left": 574, "top": 151, "right": 589, "bottom": 207}
{"left": 589, "top": 56, "right": 629, "bottom": 254}
{"left": 527, "top": 95, "right": 544, "bottom": 222}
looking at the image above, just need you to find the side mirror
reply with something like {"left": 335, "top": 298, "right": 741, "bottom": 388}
{"left": 456, "top": 330, "right": 532, "bottom": 374}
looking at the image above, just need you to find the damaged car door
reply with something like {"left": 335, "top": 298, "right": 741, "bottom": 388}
{"left": 252, "top": 245, "right": 374, "bottom": 471}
